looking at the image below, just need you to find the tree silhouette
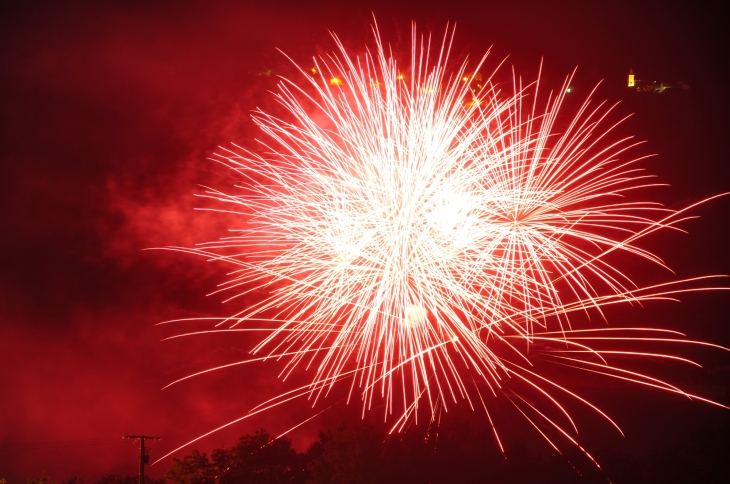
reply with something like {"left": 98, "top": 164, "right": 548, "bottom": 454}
{"left": 165, "top": 430, "right": 304, "bottom": 484}
{"left": 163, "top": 418, "right": 730, "bottom": 484}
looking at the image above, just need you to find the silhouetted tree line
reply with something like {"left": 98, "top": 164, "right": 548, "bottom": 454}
{"left": 18, "top": 418, "right": 729, "bottom": 484}
{"left": 163, "top": 424, "right": 589, "bottom": 484}
{"left": 162, "top": 419, "right": 730, "bottom": 484}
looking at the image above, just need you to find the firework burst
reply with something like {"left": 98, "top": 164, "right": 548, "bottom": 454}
{"left": 158, "top": 22, "right": 727, "bottom": 464}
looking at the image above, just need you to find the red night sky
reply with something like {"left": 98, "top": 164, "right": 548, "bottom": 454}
{"left": 1, "top": 1, "right": 728, "bottom": 482}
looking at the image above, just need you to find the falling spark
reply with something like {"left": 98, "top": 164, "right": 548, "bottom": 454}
{"left": 156, "top": 21, "right": 728, "bottom": 465}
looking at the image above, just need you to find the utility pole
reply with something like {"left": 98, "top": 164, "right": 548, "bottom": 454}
{"left": 123, "top": 435, "right": 161, "bottom": 484}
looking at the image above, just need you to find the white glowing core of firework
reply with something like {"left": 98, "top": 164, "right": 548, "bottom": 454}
{"left": 154, "top": 23, "right": 730, "bottom": 468}
{"left": 178, "top": 25, "right": 725, "bottom": 430}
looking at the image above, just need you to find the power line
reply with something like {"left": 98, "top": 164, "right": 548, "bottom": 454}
{"left": 123, "top": 435, "right": 160, "bottom": 484}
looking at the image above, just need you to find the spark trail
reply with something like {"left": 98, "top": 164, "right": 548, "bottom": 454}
{"left": 157, "top": 21, "right": 728, "bottom": 464}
